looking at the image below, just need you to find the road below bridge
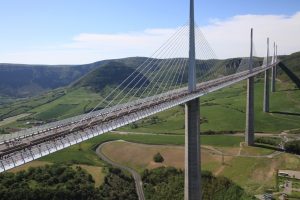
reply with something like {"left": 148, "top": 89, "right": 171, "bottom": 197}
{"left": 96, "top": 142, "right": 145, "bottom": 200}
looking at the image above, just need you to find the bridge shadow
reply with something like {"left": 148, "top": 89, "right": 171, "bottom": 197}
{"left": 278, "top": 88, "right": 300, "bottom": 92}
{"left": 270, "top": 111, "right": 300, "bottom": 117}
{"left": 253, "top": 143, "right": 283, "bottom": 152}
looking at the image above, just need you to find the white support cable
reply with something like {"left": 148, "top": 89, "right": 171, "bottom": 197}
{"left": 194, "top": 27, "right": 219, "bottom": 83}
{"left": 1, "top": 24, "right": 189, "bottom": 143}
{"left": 135, "top": 28, "right": 189, "bottom": 100}
{"left": 236, "top": 57, "right": 249, "bottom": 73}
{"left": 152, "top": 59, "right": 188, "bottom": 102}
{"left": 155, "top": 37, "right": 189, "bottom": 95}
{"left": 171, "top": 56, "right": 188, "bottom": 90}
{"left": 72, "top": 25, "right": 189, "bottom": 128}
{"left": 152, "top": 38, "right": 189, "bottom": 96}
{"left": 76, "top": 25, "right": 188, "bottom": 116}
{"left": 139, "top": 57, "right": 183, "bottom": 100}
{"left": 115, "top": 26, "right": 189, "bottom": 106}
{"left": 156, "top": 57, "right": 186, "bottom": 95}
{"left": 131, "top": 26, "right": 189, "bottom": 99}
{"left": 165, "top": 33, "right": 190, "bottom": 91}
{"left": 173, "top": 34, "right": 189, "bottom": 88}
{"left": 180, "top": 58, "right": 188, "bottom": 86}
{"left": 175, "top": 57, "right": 188, "bottom": 88}
{"left": 85, "top": 25, "right": 189, "bottom": 126}
{"left": 195, "top": 26, "right": 218, "bottom": 60}
{"left": 100, "top": 25, "right": 189, "bottom": 109}
{"left": 195, "top": 25, "right": 220, "bottom": 82}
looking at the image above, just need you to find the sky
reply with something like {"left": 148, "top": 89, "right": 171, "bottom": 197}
{"left": 0, "top": 0, "right": 300, "bottom": 64}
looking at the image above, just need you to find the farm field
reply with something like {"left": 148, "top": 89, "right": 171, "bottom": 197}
{"left": 100, "top": 140, "right": 300, "bottom": 195}
{"left": 118, "top": 79, "right": 300, "bottom": 134}
{"left": 0, "top": 78, "right": 300, "bottom": 134}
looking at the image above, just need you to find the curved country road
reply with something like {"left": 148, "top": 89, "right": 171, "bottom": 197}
{"left": 96, "top": 142, "right": 145, "bottom": 200}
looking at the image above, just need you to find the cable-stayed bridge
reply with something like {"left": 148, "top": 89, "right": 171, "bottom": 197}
{"left": 0, "top": 0, "right": 297, "bottom": 199}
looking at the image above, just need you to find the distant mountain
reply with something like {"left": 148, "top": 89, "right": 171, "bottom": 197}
{"left": 0, "top": 52, "right": 298, "bottom": 99}
{"left": 73, "top": 61, "right": 150, "bottom": 92}
{"left": 0, "top": 57, "right": 146, "bottom": 98}
{"left": 0, "top": 63, "right": 96, "bottom": 98}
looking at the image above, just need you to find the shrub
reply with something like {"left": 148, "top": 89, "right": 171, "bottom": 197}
{"left": 285, "top": 140, "right": 300, "bottom": 154}
{"left": 255, "top": 137, "right": 281, "bottom": 146}
{"left": 130, "top": 122, "right": 138, "bottom": 129}
{"left": 153, "top": 152, "right": 164, "bottom": 163}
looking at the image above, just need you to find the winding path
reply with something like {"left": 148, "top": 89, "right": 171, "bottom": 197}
{"left": 95, "top": 142, "right": 145, "bottom": 200}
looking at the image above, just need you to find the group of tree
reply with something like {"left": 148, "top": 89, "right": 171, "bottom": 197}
{"left": 284, "top": 140, "right": 300, "bottom": 154}
{"left": 142, "top": 167, "right": 255, "bottom": 200}
{"left": 255, "top": 136, "right": 281, "bottom": 147}
{"left": 0, "top": 164, "right": 97, "bottom": 200}
{"left": 0, "top": 163, "right": 256, "bottom": 200}
{"left": 0, "top": 164, "right": 137, "bottom": 200}
{"left": 98, "top": 167, "right": 138, "bottom": 200}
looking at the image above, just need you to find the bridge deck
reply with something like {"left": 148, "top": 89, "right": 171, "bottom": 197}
{"left": 0, "top": 63, "right": 277, "bottom": 172}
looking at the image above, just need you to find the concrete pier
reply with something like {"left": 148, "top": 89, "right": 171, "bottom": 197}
{"left": 263, "top": 69, "right": 270, "bottom": 112}
{"left": 263, "top": 38, "right": 270, "bottom": 113}
{"left": 184, "top": 0, "right": 201, "bottom": 199}
{"left": 271, "top": 42, "right": 276, "bottom": 92}
{"left": 185, "top": 98, "right": 201, "bottom": 200}
{"left": 245, "top": 28, "right": 255, "bottom": 146}
{"left": 271, "top": 67, "right": 276, "bottom": 92}
{"left": 246, "top": 76, "right": 255, "bottom": 145}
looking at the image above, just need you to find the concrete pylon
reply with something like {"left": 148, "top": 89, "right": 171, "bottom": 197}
{"left": 245, "top": 28, "right": 255, "bottom": 146}
{"left": 263, "top": 38, "right": 270, "bottom": 113}
{"left": 184, "top": 0, "right": 201, "bottom": 199}
{"left": 275, "top": 45, "right": 278, "bottom": 78}
{"left": 271, "top": 42, "right": 276, "bottom": 92}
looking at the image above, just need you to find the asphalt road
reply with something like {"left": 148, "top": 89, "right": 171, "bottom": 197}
{"left": 95, "top": 142, "right": 145, "bottom": 200}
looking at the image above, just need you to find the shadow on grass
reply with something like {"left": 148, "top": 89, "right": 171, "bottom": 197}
{"left": 270, "top": 111, "right": 300, "bottom": 117}
{"left": 278, "top": 88, "right": 300, "bottom": 92}
{"left": 254, "top": 143, "right": 283, "bottom": 152}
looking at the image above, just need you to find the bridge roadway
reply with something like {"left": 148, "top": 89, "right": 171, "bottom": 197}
{"left": 0, "top": 62, "right": 278, "bottom": 173}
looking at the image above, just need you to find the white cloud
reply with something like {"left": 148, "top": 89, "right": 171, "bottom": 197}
{"left": 0, "top": 12, "right": 300, "bottom": 64}
{"left": 201, "top": 12, "right": 300, "bottom": 58}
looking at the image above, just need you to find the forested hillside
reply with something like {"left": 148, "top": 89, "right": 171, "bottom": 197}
{"left": 142, "top": 167, "right": 255, "bottom": 200}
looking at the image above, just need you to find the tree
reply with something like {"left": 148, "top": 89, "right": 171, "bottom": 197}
{"left": 153, "top": 152, "right": 164, "bottom": 163}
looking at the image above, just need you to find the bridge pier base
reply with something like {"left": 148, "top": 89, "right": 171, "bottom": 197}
{"left": 263, "top": 69, "right": 270, "bottom": 112}
{"left": 185, "top": 98, "right": 201, "bottom": 200}
{"left": 245, "top": 77, "right": 255, "bottom": 146}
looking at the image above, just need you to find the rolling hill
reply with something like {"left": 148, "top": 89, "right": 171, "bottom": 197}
{"left": 0, "top": 57, "right": 148, "bottom": 98}
{"left": 0, "top": 56, "right": 256, "bottom": 99}
{"left": 0, "top": 52, "right": 299, "bottom": 132}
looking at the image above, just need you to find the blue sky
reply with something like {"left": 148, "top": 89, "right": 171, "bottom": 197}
{"left": 0, "top": 0, "right": 300, "bottom": 64}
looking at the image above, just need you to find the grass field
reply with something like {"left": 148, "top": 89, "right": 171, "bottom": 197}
{"left": 100, "top": 141, "right": 226, "bottom": 173}
{"left": 100, "top": 140, "right": 300, "bottom": 195}
{"left": 118, "top": 79, "right": 300, "bottom": 134}
{"left": 31, "top": 88, "right": 104, "bottom": 121}
{"left": 38, "top": 133, "right": 242, "bottom": 165}
{"left": 1, "top": 78, "right": 299, "bottom": 134}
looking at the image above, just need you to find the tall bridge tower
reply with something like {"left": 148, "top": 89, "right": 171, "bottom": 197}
{"left": 245, "top": 28, "right": 255, "bottom": 146}
{"left": 184, "top": 0, "right": 201, "bottom": 199}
